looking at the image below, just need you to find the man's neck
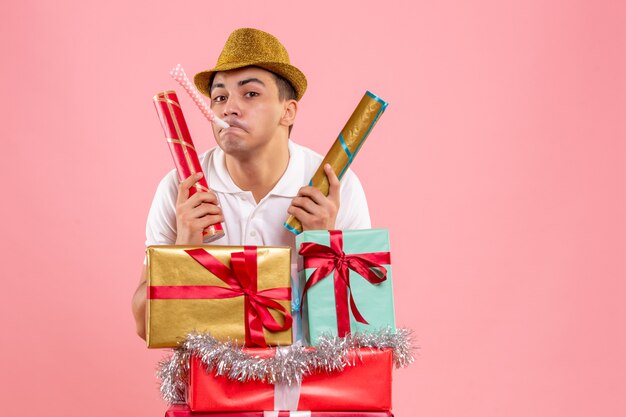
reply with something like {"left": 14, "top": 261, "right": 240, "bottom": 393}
{"left": 223, "top": 139, "right": 290, "bottom": 203}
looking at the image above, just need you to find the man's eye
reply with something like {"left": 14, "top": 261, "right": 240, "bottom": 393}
{"left": 212, "top": 95, "right": 226, "bottom": 103}
{"left": 245, "top": 91, "right": 259, "bottom": 98}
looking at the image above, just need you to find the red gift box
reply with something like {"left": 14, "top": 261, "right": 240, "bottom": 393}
{"left": 188, "top": 348, "right": 392, "bottom": 412}
{"left": 166, "top": 404, "right": 393, "bottom": 417}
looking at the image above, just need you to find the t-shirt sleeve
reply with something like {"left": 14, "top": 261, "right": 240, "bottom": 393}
{"left": 335, "top": 168, "right": 371, "bottom": 229}
{"left": 145, "top": 170, "right": 179, "bottom": 247}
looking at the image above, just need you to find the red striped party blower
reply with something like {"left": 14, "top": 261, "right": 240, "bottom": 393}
{"left": 152, "top": 88, "right": 225, "bottom": 242}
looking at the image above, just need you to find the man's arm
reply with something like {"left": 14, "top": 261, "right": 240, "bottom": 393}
{"left": 131, "top": 266, "right": 148, "bottom": 340}
{"left": 287, "top": 164, "right": 341, "bottom": 230}
{"left": 131, "top": 172, "right": 224, "bottom": 341}
{"left": 173, "top": 172, "right": 223, "bottom": 245}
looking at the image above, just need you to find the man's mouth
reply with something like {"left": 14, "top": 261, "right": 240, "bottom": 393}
{"left": 220, "top": 118, "right": 247, "bottom": 133}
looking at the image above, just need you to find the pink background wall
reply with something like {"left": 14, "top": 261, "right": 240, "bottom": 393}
{"left": 1, "top": 1, "right": 624, "bottom": 416}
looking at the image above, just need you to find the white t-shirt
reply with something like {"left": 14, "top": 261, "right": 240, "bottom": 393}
{"left": 145, "top": 140, "right": 371, "bottom": 257}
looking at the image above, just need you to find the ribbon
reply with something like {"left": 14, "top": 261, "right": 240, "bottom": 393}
{"left": 273, "top": 345, "right": 303, "bottom": 411}
{"left": 299, "top": 231, "right": 391, "bottom": 337}
{"left": 148, "top": 247, "right": 292, "bottom": 347}
{"left": 290, "top": 265, "right": 304, "bottom": 343}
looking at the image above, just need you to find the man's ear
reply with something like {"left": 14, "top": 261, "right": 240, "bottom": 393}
{"left": 280, "top": 99, "right": 298, "bottom": 127}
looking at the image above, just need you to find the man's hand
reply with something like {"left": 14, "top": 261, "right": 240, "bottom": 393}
{"left": 288, "top": 164, "right": 340, "bottom": 230}
{"left": 175, "top": 172, "right": 223, "bottom": 245}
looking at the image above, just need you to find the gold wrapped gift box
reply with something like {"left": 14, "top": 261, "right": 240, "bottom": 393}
{"left": 146, "top": 245, "right": 292, "bottom": 348}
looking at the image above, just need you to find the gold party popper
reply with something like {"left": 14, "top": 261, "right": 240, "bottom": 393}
{"left": 284, "top": 91, "right": 389, "bottom": 234}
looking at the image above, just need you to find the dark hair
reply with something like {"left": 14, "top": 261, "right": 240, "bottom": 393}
{"left": 272, "top": 72, "right": 297, "bottom": 102}
{"left": 271, "top": 72, "right": 296, "bottom": 135}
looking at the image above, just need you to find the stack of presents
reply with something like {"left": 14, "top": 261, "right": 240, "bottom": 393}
{"left": 146, "top": 228, "right": 414, "bottom": 417}
{"left": 149, "top": 81, "right": 412, "bottom": 416}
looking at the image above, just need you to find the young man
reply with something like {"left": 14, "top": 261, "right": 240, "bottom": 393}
{"left": 132, "top": 28, "right": 370, "bottom": 339}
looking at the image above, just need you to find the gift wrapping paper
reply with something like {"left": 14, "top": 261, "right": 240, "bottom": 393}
{"left": 284, "top": 91, "right": 388, "bottom": 234}
{"left": 147, "top": 245, "right": 292, "bottom": 348}
{"left": 166, "top": 404, "right": 393, "bottom": 417}
{"left": 188, "top": 348, "right": 392, "bottom": 412}
{"left": 296, "top": 229, "right": 395, "bottom": 345}
{"left": 153, "top": 90, "right": 224, "bottom": 241}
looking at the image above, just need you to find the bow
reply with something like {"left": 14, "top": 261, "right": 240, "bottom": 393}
{"left": 299, "top": 231, "right": 390, "bottom": 336}
{"left": 149, "top": 246, "right": 292, "bottom": 347}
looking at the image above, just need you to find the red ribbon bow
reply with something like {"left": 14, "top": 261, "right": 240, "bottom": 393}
{"left": 299, "top": 230, "right": 391, "bottom": 337}
{"left": 148, "top": 246, "right": 292, "bottom": 347}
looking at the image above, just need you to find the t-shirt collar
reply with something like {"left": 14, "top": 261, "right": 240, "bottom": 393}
{"left": 208, "top": 140, "right": 305, "bottom": 198}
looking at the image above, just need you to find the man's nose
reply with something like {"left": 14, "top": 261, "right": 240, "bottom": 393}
{"left": 222, "top": 95, "right": 241, "bottom": 117}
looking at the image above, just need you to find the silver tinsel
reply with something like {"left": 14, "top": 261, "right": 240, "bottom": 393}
{"left": 157, "top": 328, "right": 416, "bottom": 404}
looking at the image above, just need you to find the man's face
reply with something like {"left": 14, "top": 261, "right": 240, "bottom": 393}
{"left": 209, "top": 67, "right": 288, "bottom": 156}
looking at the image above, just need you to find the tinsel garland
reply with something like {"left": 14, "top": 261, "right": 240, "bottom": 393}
{"left": 157, "top": 328, "right": 415, "bottom": 404}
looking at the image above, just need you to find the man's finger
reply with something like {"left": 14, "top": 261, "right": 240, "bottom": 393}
{"left": 188, "top": 214, "right": 224, "bottom": 232}
{"left": 324, "top": 164, "right": 341, "bottom": 204}
{"left": 189, "top": 202, "right": 222, "bottom": 218}
{"left": 290, "top": 196, "right": 322, "bottom": 216}
{"left": 287, "top": 205, "right": 313, "bottom": 224}
{"left": 186, "top": 189, "right": 219, "bottom": 207}
{"left": 297, "top": 186, "right": 328, "bottom": 206}
{"left": 176, "top": 172, "right": 204, "bottom": 205}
